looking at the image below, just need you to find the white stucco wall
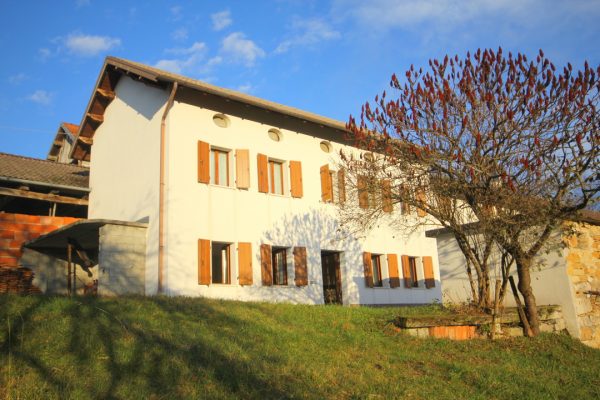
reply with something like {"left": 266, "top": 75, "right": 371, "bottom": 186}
{"left": 88, "top": 76, "right": 168, "bottom": 295}
{"left": 162, "top": 93, "right": 442, "bottom": 305}
{"left": 435, "top": 231, "right": 580, "bottom": 336}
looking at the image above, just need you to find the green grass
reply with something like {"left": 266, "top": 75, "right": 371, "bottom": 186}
{"left": 1, "top": 296, "right": 599, "bottom": 400}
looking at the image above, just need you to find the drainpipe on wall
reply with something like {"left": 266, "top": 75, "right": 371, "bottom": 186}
{"left": 158, "top": 82, "right": 178, "bottom": 294}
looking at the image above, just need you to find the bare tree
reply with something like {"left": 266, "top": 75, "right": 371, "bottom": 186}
{"left": 343, "top": 48, "right": 600, "bottom": 335}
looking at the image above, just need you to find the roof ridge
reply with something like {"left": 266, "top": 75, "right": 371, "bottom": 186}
{"left": 106, "top": 56, "right": 348, "bottom": 130}
{"left": 0, "top": 152, "right": 89, "bottom": 170}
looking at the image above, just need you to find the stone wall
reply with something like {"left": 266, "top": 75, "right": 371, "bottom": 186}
{"left": 565, "top": 222, "right": 600, "bottom": 348}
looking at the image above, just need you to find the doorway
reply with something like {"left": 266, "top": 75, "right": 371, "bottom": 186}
{"left": 321, "top": 251, "right": 342, "bottom": 304}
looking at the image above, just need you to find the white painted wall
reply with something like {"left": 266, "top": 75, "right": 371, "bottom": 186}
{"left": 434, "top": 231, "right": 580, "bottom": 336}
{"left": 88, "top": 76, "right": 168, "bottom": 295}
{"left": 163, "top": 95, "right": 442, "bottom": 304}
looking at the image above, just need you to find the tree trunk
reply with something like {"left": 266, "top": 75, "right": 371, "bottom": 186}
{"left": 515, "top": 256, "right": 540, "bottom": 336}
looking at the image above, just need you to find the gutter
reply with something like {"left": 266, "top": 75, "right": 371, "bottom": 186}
{"left": 158, "top": 82, "right": 178, "bottom": 294}
{"left": 0, "top": 176, "right": 90, "bottom": 193}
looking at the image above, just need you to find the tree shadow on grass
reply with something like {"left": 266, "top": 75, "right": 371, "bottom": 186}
{"left": 0, "top": 295, "right": 297, "bottom": 399}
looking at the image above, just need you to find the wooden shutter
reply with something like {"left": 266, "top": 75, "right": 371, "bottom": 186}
{"left": 235, "top": 149, "right": 250, "bottom": 189}
{"left": 320, "top": 164, "right": 332, "bottom": 202}
{"left": 358, "top": 176, "right": 369, "bottom": 209}
{"left": 401, "top": 255, "right": 412, "bottom": 288}
{"left": 198, "top": 239, "right": 211, "bottom": 285}
{"left": 260, "top": 244, "right": 272, "bottom": 286}
{"left": 337, "top": 169, "right": 346, "bottom": 203}
{"left": 423, "top": 256, "right": 435, "bottom": 288}
{"left": 293, "top": 246, "right": 308, "bottom": 286}
{"left": 387, "top": 253, "right": 400, "bottom": 288}
{"left": 289, "top": 161, "right": 303, "bottom": 198}
{"left": 416, "top": 189, "right": 427, "bottom": 217}
{"left": 238, "top": 242, "right": 253, "bottom": 285}
{"left": 197, "top": 141, "right": 210, "bottom": 184}
{"left": 382, "top": 180, "right": 393, "bottom": 213}
{"left": 363, "top": 252, "right": 374, "bottom": 288}
{"left": 257, "top": 153, "right": 269, "bottom": 193}
{"left": 400, "top": 185, "right": 410, "bottom": 214}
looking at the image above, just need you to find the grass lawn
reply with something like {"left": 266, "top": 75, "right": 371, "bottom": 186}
{"left": 1, "top": 295, "right": 599, "bottom": 399}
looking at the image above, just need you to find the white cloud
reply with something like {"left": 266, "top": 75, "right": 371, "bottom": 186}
{"left": 211, "top": 10, "right": 232, "bottom": 31}
{"left": 27, "top": 90, "right": 53, "bottom": 105}
{"left": 166, "top": 41, "right": 207, "bottom": 56}
{"left": 65, "top": 33, "right": 121, "bottom": 57}
{"left": 221, "top": 32, "right": 265, "bottom": 66}
{"left": 275, "top": 18, "right": 341, "bottom": 54}
{"left": 8, "top": 73, "right": 27, "bottom": 84}
{"left": 75, "top": 0, "right": 90, "bottom": 7}
{"left": 171, "top": 28, "right": 188, "bottom": 41}
{"left": 154, "top": 42, "right": 214, "bottom": 74}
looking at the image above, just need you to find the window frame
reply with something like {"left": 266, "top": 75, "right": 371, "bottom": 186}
{"left": 371, "top": 254, "right": 383, "bottom": 287}
{"left": 210, "top": 147, "right": 230, "bottom": 187}
{"left": 268, "top": 159, "right": 285, "bottom": 195}
{"left": 271, "top": 246, "right": 288, "bottom": 285}
{"left": 408, "top": 256, "right": 419, "bottom": 288}
{"left": 211, "top": 242, "right": 232, "bottom": 285}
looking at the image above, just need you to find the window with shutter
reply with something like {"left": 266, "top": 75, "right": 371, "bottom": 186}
{"left": 293, "top": 246, "right": 308, "bottom": 286}
{"left": 197, "top": 141, "right": 210, "bottom": 184}
{"left": 257, "top": 153, "right": 269, "bottom": 193}
{"left": 363, "top": 251, "right": 374, "bottom": 288}
{"left": 358, "top": 176, "right": 369, "bottom": 209}
{"left": 289, "top": 161, "right": 303, "bottom": 198}
{"left": 401, "top": 255, "right": 412, "bottom": 288}
{"left": 238, "top": 242, "right": 253, "bottom": 285}
{"left": 260, "top": 244, "right": 273, "bottom": 285}
{"left": 235, "top": 149, "right": 250, "bottom": 189}
{"left": 211, "top": 242, "right": 232, "bottom": 284}
{"left": 198, "top": 239, "right": 211, "bottom": 285}
{"left": 320, "top": 164, "right": 333, "bottom": 202}
{"left": 423, "top": 256, "right": 435, "bottom": 288}
{"left": 209, "top": 148, "right": 230, "bottom": 186}
{"left": 387, "top": 254, "right": 400, "bottom": 288}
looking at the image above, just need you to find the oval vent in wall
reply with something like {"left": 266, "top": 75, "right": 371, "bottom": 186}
{"left": 268, "top": 128, "right": 282, "bottom": 142}
{"left": 212, "top": 113, "right": 230, "bottom": 128}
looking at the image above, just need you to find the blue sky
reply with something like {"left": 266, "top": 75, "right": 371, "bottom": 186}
{"left": 1, "top": 0, "right": 599, "bottom": 159}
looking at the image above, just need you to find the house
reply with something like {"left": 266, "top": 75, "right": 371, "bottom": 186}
{"left": 46, "top": 122, "right": 89, "bottom": 166}
{"left": 427, "top": 210, "right": 600, "bottom": 347}
{"left": 25, "top": 57, "right": 442, "bottom": 305}
{"left": 0, "top": 152, "right": 89, "bottom": 292}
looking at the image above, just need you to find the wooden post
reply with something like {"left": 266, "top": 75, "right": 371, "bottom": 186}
{"left": 67, "top": 243, "right": 72, "bottom": 296}
{"left": 509, "top": 276, "right": 532, "bottom": 337}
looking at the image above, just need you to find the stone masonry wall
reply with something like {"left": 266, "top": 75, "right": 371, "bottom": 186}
{"left": 565, "top": 222, "right": 600, "bottom": 348}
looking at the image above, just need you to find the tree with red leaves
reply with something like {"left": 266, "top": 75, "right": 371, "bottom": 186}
{"left": 344, "top": 48, "right": 600, "bottom": 336}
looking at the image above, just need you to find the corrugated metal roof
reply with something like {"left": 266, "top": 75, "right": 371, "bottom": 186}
{"left": 0, "top": 152, "right": 89, "bottom": 189}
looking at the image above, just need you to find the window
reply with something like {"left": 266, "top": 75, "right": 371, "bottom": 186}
{"left": 272, "top": 247, "right": 288, "bottom": 285}
{"left": 210, "top": 148, "right": 230, "bottom": 186}
{"left": 320, "top": 165, "right": 345, "bottom": 203}
{"left": 269, "top": 160, "right": 284, "bottom": 195}
{"left": 211, "top": 242, "right": 232, "bottom": 284}
{"left": 371, "top": 254, "right": 383, "bottom": 287}
{"left": 408, "top": 256, "right": 419, "bottom": 287}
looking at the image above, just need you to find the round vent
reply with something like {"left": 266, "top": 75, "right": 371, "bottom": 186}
{"left": 268, "top": 128, "right": 282, "bottom": 142}
{"left": 320, "top": 141, "right": 332, "bottom": 153}
{"left": 212, "top": 113, "right": 230, "bottom": 128}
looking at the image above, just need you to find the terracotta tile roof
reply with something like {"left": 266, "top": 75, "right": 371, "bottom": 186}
{"left": 0, "top": 152, "right": 89, "bottom": 189}
{"left": 62, "top": 122, "right": 79, "bottom": 135}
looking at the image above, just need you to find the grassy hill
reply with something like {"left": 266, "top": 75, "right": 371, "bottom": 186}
{"left": 1, "top": 295, "right": 599, "bottom": 399}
